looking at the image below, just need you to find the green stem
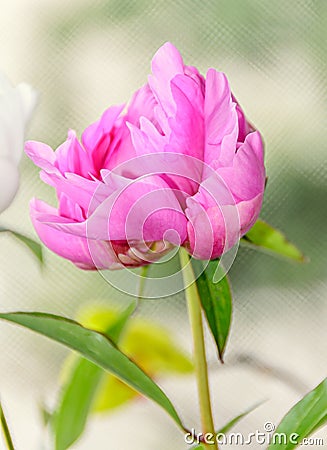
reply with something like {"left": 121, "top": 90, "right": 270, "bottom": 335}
{"left": 131, "top": 264, "right": 149, "bottom": 318}
{"left": 179, "top": 248, "right": 218, "bottom": 450}
{"left": 0, "top": 401, "right": 15, "bottom": 450}
{"left": 138, "top": 265, "right": 149, "bottom": 301}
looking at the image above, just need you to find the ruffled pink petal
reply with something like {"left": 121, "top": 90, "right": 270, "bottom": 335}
{"left": 231, "top": 95, "right": 254, "bottom": 143}
{"left": 82, "top": 104, "right": 124, "bottom": 153}
{"left": 81, "top": 104, "right": 125, "bottom": 174}
{"left": 102, "top": 116, "right": 138, "bottom": 171}
{"left": 148, "top": 42, "right": 184, "bottom": 117}
{"left": 129, "top": 72, "right": 205, "bottom": 194}
{"left": 58, "top": 193, "right": 85, "bottom": 222}
{"left": 184, "top": 65, "right": 205, "bottom": 95}
{"left": 126, "top": 83, "right": 158, "bottom": 127}
{"left": 168, "top": 74, "right": 204, "bottom": 160}
{"left": 185, "top": 146, "right": 265, "bottom": 259}
{"left": 185, "top": 196, "right": 263, "bottom": 260}
{"left": 216, "top": 131, "right": 265, "bottom": 202}
{"left": 237, "top": 193, "right": 264, "bottom": 235}
{"left": 127, "top": 120, "right": 166, "bottom": 158}
{"left": 44, "top": 174, "right": 188, "bottom": 246}
{"left": 55, "top": 130, "right": 91, "bottom": 178}
{"left": 25, "top": 141, "right": 58, "bottom": 173}
{"left": 185, "top": 179, "right": 240, "bottom": 259}
{"left": 40, "top": 171, "right": 108, "bottom": 214}
{"left": 204, "top": 69, "right": 238, "bottom": 167}
{"left": 30, "top": 198, "right": 122, "bottom": 269}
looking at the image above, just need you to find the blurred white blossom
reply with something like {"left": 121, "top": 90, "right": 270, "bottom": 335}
{"left": 0, "top": 72, "right": 37, "bottom": 214}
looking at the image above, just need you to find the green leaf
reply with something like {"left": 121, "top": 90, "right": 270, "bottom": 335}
{"left": 0, "top": 400, "right": 15, "bottom": 450}
{"left": 192, "top": 259, "right": 232, "bottom": 362}
{"left": 0, "top": 228, "right": 43, "bottom": 263}
{"left": 91, "top": 318, "right": 193, "bottom": 413}
{"left": 77, "top": 305, "right": 193, "bottom": 376}
{"left": 54, "top": 359, "right": 102, "bottom": 450}
{"left": 241, "top": 220, "right": 305, "bottom": 262}
{"left": 217, "top": 401, "right": 265, "bottom": 434}
{"left": 268, "top": 378, "right": 327, "bottom": 449}
{"left": 62, "top": 305, "right": 192, "bottom": 416}
{"left": 39, "top": 402, "right": 52, "bottom": 426}
{"left": 0, "top": 312, "right": 184, "bottom": 431}
{"left": 53, "top": 302, "right": 136, "bottom": 450}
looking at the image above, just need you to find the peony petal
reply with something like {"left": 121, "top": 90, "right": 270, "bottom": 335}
{"left": 168, "top": 74, "right": 204, "bottom": 160}
{"left": 80, "top": 104, "right": 131, "bottom": 175}
{"left": 55, "top": 130, "right": 91, "bottom": 178}
{"left": 126, "top": 83, "right": 157, "bottom": 127}
{"left": 148, "top": 42, "right": 184, "bottom": 117}
{"left": 39, "top": 171, "right": 105, "bottom": 214}
{"left": 185, "top": 174, "right": 241, "bottom": 259}
{"left": 237, "top": 193, "right": 264, "bottom": 235}
{"left": 44, "top": 174, "right": 188, "bottom": 246}
{"left": 58, "top": 193, "right": 85, "bottom": 222}
{"left": 30, "top": 198, "right": 121, "bottom": 270}
{"left": 186, "top": 199, "right": 242, "bottom": 260}
{"left": 25, "top": 140, "right": 57, "bottom": 172}
{"left": 127, "top": 121, "right": 166, "bottom": 157}
{"left": 216, "top": 131, "right": 265, "bottom": 202}
{"left": 204, "top": 69, "right": 238, "bottom": 167}
{"left": 232, "top": 94, "right": 254, "bottom": 143}
{"left": 82, "top": 104, "right": 124, "bottom": 153}
{"left": 103, "top": 124, "right": 136, "bottom": 171}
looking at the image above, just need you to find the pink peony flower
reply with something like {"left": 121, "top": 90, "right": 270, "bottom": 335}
{"left": 25, "top": 43, "right": 265, "bottom": 269}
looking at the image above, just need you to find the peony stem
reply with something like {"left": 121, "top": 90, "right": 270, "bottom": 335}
{"left": 179, "top": 248, "right": 218, "bottom": 450}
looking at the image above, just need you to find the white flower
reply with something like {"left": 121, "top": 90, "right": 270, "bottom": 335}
{"left": 0, "top": 71, "right": 37, "bottom": 214}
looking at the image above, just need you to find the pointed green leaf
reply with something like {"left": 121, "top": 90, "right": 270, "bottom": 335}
{"left": 0, "top": 312, "right": 184, "bottom": 431}
{"left": 192, "top": 259, "right": 232, "bottom": 362}
{"left": 0, "top": 400, "right": 15, "bottom": 450}
{"left": 77, "top": 305, "right": 193, "bottom": 376}
{"left": 59, "top": 306, "right": 192, "bottom": 419}
{"left": 268, "top": 378, "right": 327, "bottom": 449}
{"left": 241, "top": 220, "right": 305, "bottom": 262}
{"left": 217, "top": 401, "right": 265, "bottom": 434}
{"left": 92, "top": 318, "right": 193, "bottom": 413}
{"left": 0, "top": 228, "right": 43, "bottom": 263}
{"left": 39, "top": 402, "right": 52, "bottom": 426}
{"left": 54, "top": 359, "right": 102, "bottom": 450}
{"left": 53, "top": 302, "right": 136, "bottom": 450}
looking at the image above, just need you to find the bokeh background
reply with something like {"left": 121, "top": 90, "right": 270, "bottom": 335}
{"left": 0, "top": 1, "right": 326, "bottom": 449}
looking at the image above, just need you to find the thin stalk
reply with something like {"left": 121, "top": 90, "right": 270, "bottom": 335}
{"left": 137, "top": 264, "right": 149, "bottom": 302}
{"left": 0, "top": 401, "right": 15, "bottom": 450}
{"left": 179, "top": 248, "right": 218, "bottom": 449}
